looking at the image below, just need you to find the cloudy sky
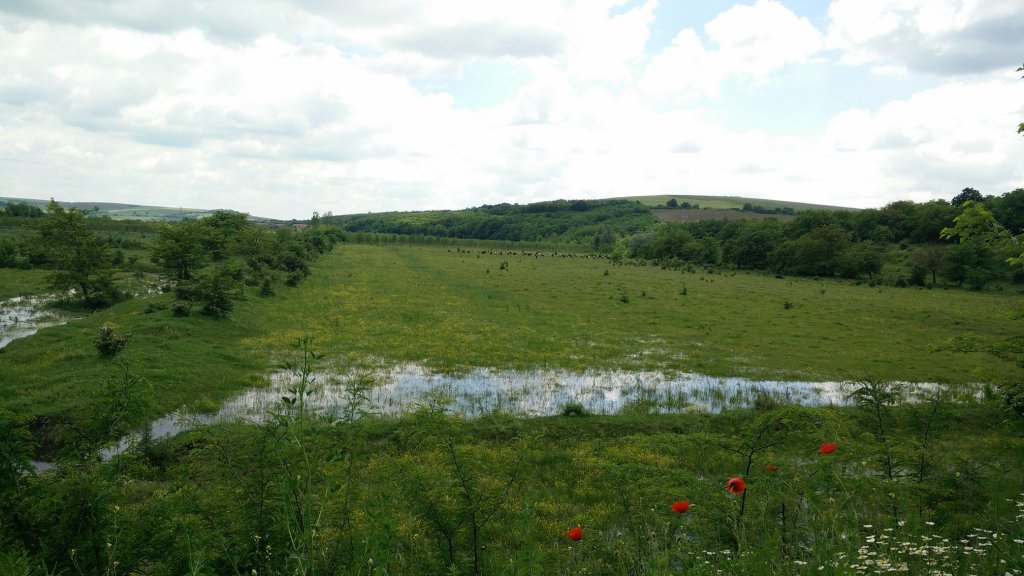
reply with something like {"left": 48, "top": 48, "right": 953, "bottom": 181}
{"left": 2, "top": 0, "right": 1023, "bottom": 220}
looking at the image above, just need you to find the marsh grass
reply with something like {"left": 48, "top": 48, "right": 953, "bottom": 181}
{"left": 28, "top": 402, "right": 1018, "bottom": 576}
{"left": 0, "top": 269, "right": 51, "bottom": 299}
{"left": 2, "top": 242, "right": 1022, "bottom": 452}
{"left": 240, "top": 244, "right": 1021, "bottom": 383}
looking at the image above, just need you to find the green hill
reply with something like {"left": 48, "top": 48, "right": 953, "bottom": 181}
{"left": 624, "top": 194, "right": 857, "bottom": 212}
{"left": 0, "top": 197, "right": 278, "bottom": 223}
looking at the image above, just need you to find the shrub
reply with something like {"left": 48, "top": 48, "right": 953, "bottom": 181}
{"left": 560, "top": 402, "right": 590, "bottom": 417}
{"left": 94, "top": 324, "right": 132, "bottom": 357}
{"left": 195, "top": 267, "right": 243, "bottom": 318}
{"left": 171, "top": 301, "right": 191, "bottom": 317}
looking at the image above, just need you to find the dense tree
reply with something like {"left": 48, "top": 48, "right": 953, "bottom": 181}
{"left": 908, "top": 200, "right": 957, "bottom": 244}
{"left": 912, "top": 244, "right": 946, "bottom": 285}
{"left": 795, "top": 225, "right": 851, "bottom": 276}
{"left": 940, "top": 243, "right": 993, "bottom": 288}
{"left": 35, "top": 201, "right": 118, "bottom": 306}
{"left": 784, "top": 209, "right": 848, "bottom": 239}
{"left": 849, "top": 208, "right": 891, "bottom": 242}
{"left": 199, "top": 210, "right": 252, "bottom": 260}
{"left": 841, "top": 241, "right": 884, "bottom": 279}
{"left": 150, "top": 220, "right": 210, "bottom": 282}
{"left": 723, "top": 220, "right": 783, "bottom": 269}
{"left": 951, "top": 187, "right": 983, "bottom": 207}
{"left": 1, "top": 202, "right": 43, "bottom": 217}
{"left": 0, "top": 237, "right": 17, "bottom": 268}
{"left": 326, "top": 199, "right": 657, "bottom": 244}
{"left": 990, "top": 188, "right": 1024, "bottom": 235}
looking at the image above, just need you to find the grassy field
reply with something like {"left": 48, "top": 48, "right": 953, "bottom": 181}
{"left": 3, "top": 242, "right": 1021, "bottom": 444}
{"left": 74, "top": 401, "right": 1019, "bottom": 576}
{"left": 0, "top": 269, "right": 50, "bottom": 299}
{"left": 4, "top": 241, "right": 1024, "bottom": 576}
{"left": 239, "top": 244, "right": 1021, "bottom": 382}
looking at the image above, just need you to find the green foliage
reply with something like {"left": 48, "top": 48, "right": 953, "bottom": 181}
{"left": 9, "top": 401, "right": 1023, "bottom": 575}
{"left": 1, "top": 202, "right": 44, "bottom": 218}
{"left": 35, "top": 201, "right": 122, "bottom": 308}
{"left": 193, "top": 266, "right": 244, "bottom": 318}
{"left": 93, "top": 323, "right": 132, "bottom": 358}
{"left": 0, "top": 237, "right": 18, "bottom": 268}
{"left": 150, "top": 220, "right": 210, "bottom": 282}
{"left": 326, "top": 198, "right": 657, "bottom": 245}
{"left": 560, "top": 402, "right": 591, "bottom": 417}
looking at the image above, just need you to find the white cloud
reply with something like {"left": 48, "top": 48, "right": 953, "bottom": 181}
{"left": 705, "top": 0, "right": 823, "bottom": 80}
{"left": 0, "top": 1, "right": 1022, "bottom": 219}
{"left": 827, "top": 0, "right": 1024, "bottom": 75}
{"left": 641, "top": 0, "right": 823, "bottom": 100}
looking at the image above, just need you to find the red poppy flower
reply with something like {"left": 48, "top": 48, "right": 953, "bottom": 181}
{"left": 818, "top": 443, "right": 837, "bottom": 454}
{"left": 567, "top": 525, "right": 582, "bottom": 541}
{"left": 671, "top": 500, "right": 690, "bottom": 514}
{"left": 765, "top": 464, "right": 778, "bottom": 472}
{"left": 726, "top": 477, "right": 745, "bottom": 494}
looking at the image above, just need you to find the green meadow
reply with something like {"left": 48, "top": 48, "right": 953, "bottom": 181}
{"left": 3, "top": 242, "right": 1021, "bottom": 439}
{"left": 3, "top": 240, "right": 1024, "bottom": 575}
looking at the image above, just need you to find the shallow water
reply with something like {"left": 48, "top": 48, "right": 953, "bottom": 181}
{"left": 0, "top": 295, "right": 72, "bottom": 349}
{"left": 67, "top": 365, "right": 973, "bottom": 467}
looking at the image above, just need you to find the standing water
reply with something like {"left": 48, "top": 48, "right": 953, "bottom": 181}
{"left": 61, "top": 365, "right": 975, "bottom": 469}
{"left": 0, "top": 295, "right": 72, "bottom": 349}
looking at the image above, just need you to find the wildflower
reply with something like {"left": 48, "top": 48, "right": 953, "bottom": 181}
{"left": 766, "top": 464, "right": 779, "bottom": 472}
{"left": 567, "top": 525, "right": 582, "bottom": 541}
{"left": 818, "top": 443, "right": 837, "bottom": 454}
{"left": 726, "top": 477, "right": 745, "bottom": 494}
{"left": 672, "top": 500, "right": 690, "bottom": 514}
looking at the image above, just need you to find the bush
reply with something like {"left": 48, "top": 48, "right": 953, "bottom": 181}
{"left": 195, "top": 267, "right": 243, "bottom": 318}
{"left": 560, "top": 402, "right": 590, "bottom": 417}
{"left": 94, "top": 324, "right": 132, "bottom": 357}
{"left": 170, "top": 301, "right": 191, "bottom": 317}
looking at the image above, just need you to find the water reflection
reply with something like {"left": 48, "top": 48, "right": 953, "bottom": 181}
{"left": 78, "top": 365, "right": 973, "bottom": 466}
{"left": 0, "top": 295, "right": 72, "bottom": 349}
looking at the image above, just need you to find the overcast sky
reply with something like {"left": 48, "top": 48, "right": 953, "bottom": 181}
{"left": 2, "top": 0, "right": 1023, "bottom": 220}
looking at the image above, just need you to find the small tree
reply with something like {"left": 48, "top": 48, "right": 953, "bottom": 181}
{"left": 150, "top": 220, "right": 209, "bottom": 283}
{"left": 951, "top": 187, "right": 983, "bottom": 208}
{"left": 194, "top": 266, "right": 244, "bottom": 318}
{"left": 36, "top": 200, "right": 119, "bottom": 307}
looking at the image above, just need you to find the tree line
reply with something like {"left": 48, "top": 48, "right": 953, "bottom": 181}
{"left": 1, "top": 201, "right": 343, "bottom": 313}
{"left": 322, "top": 199, "right": 657, "bottom": 245}
{"left": 620, "top": 188, "right": 1024, "bottom": 286}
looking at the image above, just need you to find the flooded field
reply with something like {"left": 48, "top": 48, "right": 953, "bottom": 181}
{"left": 77, "top": 364, "right": 975, "bottom": 465}
{"left": 0, "top": 295, "right": 72, "bottom": 349}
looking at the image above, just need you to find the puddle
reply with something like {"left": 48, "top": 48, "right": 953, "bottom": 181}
{"left": 40, "top": 365, "right": 975, "bottom": 470}
{"left": 0, "top": 295, "right": 73, "bottom": 349}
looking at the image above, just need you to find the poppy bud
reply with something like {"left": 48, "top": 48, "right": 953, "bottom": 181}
{"left": 726, "top": 476, "right": 745, "bottom": 494}
{"left": 766, "top": 464, "right": 778, "bottom": 472}
{"left": 567, "top": 525, "right": 582, "bottom": 541}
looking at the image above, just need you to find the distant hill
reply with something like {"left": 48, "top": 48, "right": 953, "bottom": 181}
{"left": 0, "top": 197, "right": 279, "bottom": 223}
{"left": 324, "top": 198, "right": 658, "bottom": 245}
{"left": 623, "top": 194, "right": 857, "bottom": 212}
{"left": 3, "top": 194, "right": 857, "bottom": 240}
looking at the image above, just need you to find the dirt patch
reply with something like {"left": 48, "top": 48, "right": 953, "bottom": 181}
{"left": 652, "top": 209, "right": 796, "bottom": 223}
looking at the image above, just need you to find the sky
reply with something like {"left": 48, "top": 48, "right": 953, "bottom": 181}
{"left": 1, "top": 1, "right": 1023, "bottom": 220}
